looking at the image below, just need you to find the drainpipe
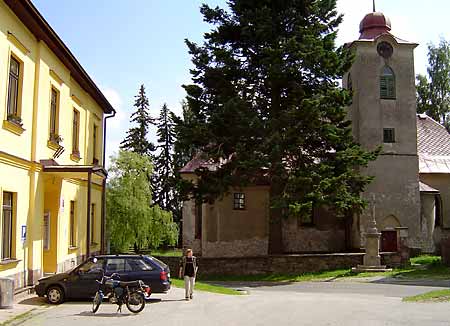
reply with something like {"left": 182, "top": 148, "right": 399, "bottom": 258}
{"left": 101, "top": 110, "right": 116, "bottom": 254}
{"left": 86, "top": 171, "right": 92, "bottom": 258}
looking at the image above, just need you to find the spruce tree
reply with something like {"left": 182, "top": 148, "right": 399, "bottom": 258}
{"left": 153, "top": 104, "right": 177, "bottom": 211}
{"left": 180, "top": 0, "right": 378, "bottom": 253}
{"left": 120, "top": 84, "right": 156, "bottom": 155}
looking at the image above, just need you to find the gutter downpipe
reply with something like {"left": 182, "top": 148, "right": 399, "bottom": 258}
{"left": 101, "top": 110, "right": 116, "bottom": 254}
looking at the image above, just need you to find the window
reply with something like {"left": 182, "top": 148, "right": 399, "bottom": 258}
{"left": 69, "top": 201, "right": 76, "bottom": 247}
{"left": 125, "top": 258, "right": 153, "bottom": 272}
{"left": 92, "top": 124, "right": 98, "bottom": 165}
{"left": 105, "top": 258, "right": 125, "bottom": 273}
{"left": 72, "top": 109, "right": 80, "bottom": 155}
{"left": 7, "top": 56, "right": 20, "bottom": 119}
{"left": 296, "top": 206, "right": 316, "bottom": 227}
{"left": 2, "top": 192, "right": 14, "bottom": 260}
{"left": 78, "top": 258, "right": 105, "bottom": 274}
{"left": 43, "top": 212, "right": 50, "bottom": 250}
{"left": 233, "top": 193, "right": 245, "bottom": 210}
{"left": 195, "top": 201, "right": 202, "bottom": 239}
{"left": 90, "top": 203, "right": 95, "bottom": 244}
{"left": 380, "top": 66, "right": 395, "bottom": 99}
{"left": 383, "top": 128, "right": 395, "bottom": 143}
{"left": 49, "top": 88, "right": 59, "bottom": 141}
{"left": 435, "top": 195, "right": 443, "bottom": 227}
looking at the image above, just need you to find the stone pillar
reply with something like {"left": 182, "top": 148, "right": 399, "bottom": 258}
{"left": 353, "top": 196, "right": 391, "bottom": 272}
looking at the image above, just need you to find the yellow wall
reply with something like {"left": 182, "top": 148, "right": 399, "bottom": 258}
{"left": 0, "top": 1, "right": 107, "bottom": 286}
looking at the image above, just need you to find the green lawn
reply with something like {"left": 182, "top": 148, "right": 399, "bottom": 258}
{"left": 199, "top": 255, "right": 450, "bottom": 283}
{"left": 403, "top": 289, "right": 450, "bottom": 302}
{"left": 171, "top": 278, "right": 244, "bottom": 295}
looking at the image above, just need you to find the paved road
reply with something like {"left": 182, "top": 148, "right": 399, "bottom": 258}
{"left": 17, "top": 282, "right": 450, "bottom": 326}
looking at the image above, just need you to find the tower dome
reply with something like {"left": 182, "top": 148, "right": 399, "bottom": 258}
{"left": 359, "top": 12, "right": 391, "bottom": 39}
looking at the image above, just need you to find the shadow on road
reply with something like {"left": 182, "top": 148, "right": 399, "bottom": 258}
{"left": 76, "top": 311, "right": 133, "bottom": 317}
{"left": 17, "top": 296, "right": 48, "bottom": 306}
{"left": 370, "top": 277, "right": 450, "bottom": 288}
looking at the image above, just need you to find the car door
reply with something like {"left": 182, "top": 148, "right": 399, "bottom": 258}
{"left": 65, "top": 258, "right": 105, "bottom": 299}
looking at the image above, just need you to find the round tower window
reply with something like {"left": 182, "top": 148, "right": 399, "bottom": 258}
{"left": 377, "top": 42, "right": 393, "bottom": 59}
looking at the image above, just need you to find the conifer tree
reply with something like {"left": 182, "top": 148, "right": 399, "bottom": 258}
{"left": 120, "top": 84, "right": 156, "bottom": 155}
{"left": 153, "top": 104, "right": 177, "bottom": 211}
{"left": 179, "top": 0, "right": 378, "bottom": 253}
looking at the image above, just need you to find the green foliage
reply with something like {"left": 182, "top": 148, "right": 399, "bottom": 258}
{"left": 153, "top": 104, "right": 179, "bottom": 217}
{"left": 106, "top": 150, "right": 178, "bottom": 252}
{"left": 178, "top": 0, "right": 378, "bottom": 220}
{"left": 120, "top": 84, "right": 156, "bottom": 155}
{"left": 416, "top": 39, "right": 450, "bottom": 130}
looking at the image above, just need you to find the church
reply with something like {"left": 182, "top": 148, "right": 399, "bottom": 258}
{"left": 180, "top": 10, "right": 450, "bottom": 257}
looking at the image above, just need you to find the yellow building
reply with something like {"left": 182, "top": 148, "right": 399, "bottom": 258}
{"left": 0, "top": 0, "right": 115, "bottom": 289}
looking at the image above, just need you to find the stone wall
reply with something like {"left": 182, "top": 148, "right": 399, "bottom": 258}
{"left": 157, "top": 252, "right": 404, "bottom": 277}
{"left": 202, "top": 238, "right": 268, "bottom": 257}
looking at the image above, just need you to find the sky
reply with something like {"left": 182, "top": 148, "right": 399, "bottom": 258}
{"left": 31, "top": 0, "right": 450, "bottom": 167}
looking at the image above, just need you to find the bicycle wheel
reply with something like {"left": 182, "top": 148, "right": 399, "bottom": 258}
{"left": 126, "top": 291, "right": 145, "bottom": 313}
{"left": 92, "top": 291, "right": 102, "bottom": 313}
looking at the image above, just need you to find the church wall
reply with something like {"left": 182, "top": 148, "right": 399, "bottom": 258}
{"left": 420, "top": 174, "right": 450, "bottom": 229}
{"left": 282, "top": 208, "right": 346, "bottom": 253}
{"left": 201, "top": 186, "right": 270, "bottom": 257}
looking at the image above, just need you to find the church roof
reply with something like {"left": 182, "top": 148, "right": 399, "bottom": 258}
{"left": 417, "top": 114, "right": 450, "bottom": 156}
{"left": 417, "top": 114, "right": 450, "bottom": 173}
{"left": 419, "top": 181, "right": 439, "bottom": 193}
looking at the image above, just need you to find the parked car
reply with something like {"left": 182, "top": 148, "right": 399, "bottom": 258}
{"left": 35, "top": 254, "right": 171, "bottom": 304}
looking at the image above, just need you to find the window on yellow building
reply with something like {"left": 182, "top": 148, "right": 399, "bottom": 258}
{"left": 90, "top": 203, "right": 95, "bottom": 244}
{"left": 49, "top": 88, "right": 60, "bottom": 142}
{"left": 72, "top": 109, "right": 80, "bottom": 156}
{"left": 93, "top": 124, "right": 98, "bottom": 165}
{"left": 2, "top": 192, "right": 14, "bottom": 260}
{"left": 69, "top": 201, "right": 76, "bottom": 247}
{"left": 7, "top": 56, "right": 22, "bottom": 124}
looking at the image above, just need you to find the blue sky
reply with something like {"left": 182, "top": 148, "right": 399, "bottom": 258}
{"left": 31, "top": 0, "right": 450, "bottom": 166}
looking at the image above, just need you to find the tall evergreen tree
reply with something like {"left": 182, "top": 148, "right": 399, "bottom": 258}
{"left": 180, "top": 0, "right": 378, "bottom": 252}
{"left": 416, "top": 39, "right": 450, "bottom": 130}
{"left": 120, "top": 84, "right": 156, "bottom": 155}
{"left": 153, "top": 104, "right": 177, "bottom": 211}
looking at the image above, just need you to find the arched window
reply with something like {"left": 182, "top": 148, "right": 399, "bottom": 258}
{"left": 380, "top": 66, "right": 395, "bottom": 99}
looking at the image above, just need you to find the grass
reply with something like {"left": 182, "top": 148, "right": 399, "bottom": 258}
{"left": 403, "top": 289, "right": 450, "bottom": 302}
{"left": 171, "top": 278, "right": 244, "bottom": 296}
{"left": 199, "top": 255, "right": 450, "bottom": 283}
{"left": 148, "top": 248, "right": 182, "bottom": 257}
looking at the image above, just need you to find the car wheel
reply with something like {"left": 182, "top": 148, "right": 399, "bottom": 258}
{"left": 46, "top": 286, "right": 65, "bottom": 304}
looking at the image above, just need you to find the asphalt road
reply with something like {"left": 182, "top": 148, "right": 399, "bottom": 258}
{"left": 17, "top": 281, "right": 450, "bottom": 326}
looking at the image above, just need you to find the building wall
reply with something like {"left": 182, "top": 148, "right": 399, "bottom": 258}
{"left": 420, "top": 174, "right": 450, "bottom": 228}
{"left": 201, "top": 186, "right": 270, "bottom": 257}
{"left": 0, "top": 1, "right": 106, "bottom": 288}
{"left": 347, "top": 35, "right": 422, "bottom": 250}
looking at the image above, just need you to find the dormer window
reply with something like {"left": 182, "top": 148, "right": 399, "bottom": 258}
{"left": 380, "top": 66, "right": 395, "bottom": 99}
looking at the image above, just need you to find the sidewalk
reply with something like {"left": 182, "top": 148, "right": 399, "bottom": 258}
{"left": 0, "top": 291, "right": 49, "bottom": 326}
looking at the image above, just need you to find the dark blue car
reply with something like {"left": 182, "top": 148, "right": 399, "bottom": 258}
{"left": 35, "top": 255, "right": 171, "bottom": 304}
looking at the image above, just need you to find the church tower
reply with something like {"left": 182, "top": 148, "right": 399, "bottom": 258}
{"left": 345, "top": 11, "right": 422, "bottom": 251}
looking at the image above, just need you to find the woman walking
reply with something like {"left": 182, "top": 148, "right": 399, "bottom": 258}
{"left": 179, "top": 249, "right": 198, "bottom": 300}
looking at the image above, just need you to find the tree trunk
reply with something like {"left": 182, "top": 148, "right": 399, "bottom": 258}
{"left": 268, "top": 182, "right": 284, "bottom": 254}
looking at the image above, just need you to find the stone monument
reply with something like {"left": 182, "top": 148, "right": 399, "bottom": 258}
{"left": 353, "top": 196, "right": 392, "bottom": 272}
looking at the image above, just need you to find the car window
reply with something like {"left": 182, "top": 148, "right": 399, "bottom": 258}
{"left": 78, "top": 258, "right": 105, "bottom": 274}
{"left": 105, "top": 258, "right": 125, "bottom": 273}
{"left": 148, "top": 256, "right": 167, "bottom": 269}
{"left": 125, "top": 258, "right": 153, "bottom": 272}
